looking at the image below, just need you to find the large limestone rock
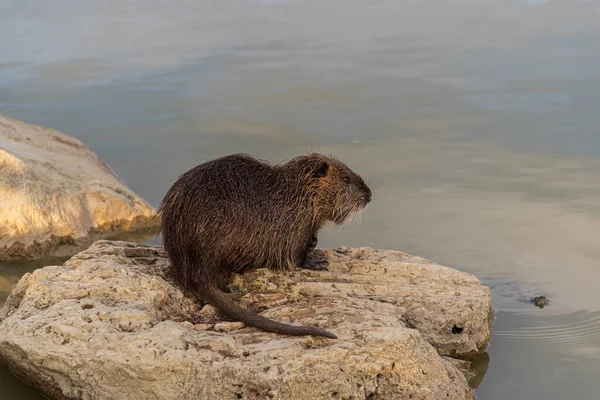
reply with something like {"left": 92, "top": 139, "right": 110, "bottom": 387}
{"left": 0, "top": 114, "right": 158, "bottom": 260}
{"left": 0, "top": 241, "right": 492, "bottom": 400}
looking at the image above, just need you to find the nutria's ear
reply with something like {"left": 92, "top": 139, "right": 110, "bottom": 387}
{"left": 313, "top": 160, "right": 329, "bottom": 178}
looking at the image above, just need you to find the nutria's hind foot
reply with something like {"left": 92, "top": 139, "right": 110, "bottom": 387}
{"left": 302, "top": 258, "right": 329, "bottom": 271}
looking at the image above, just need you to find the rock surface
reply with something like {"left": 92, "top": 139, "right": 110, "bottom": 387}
{"left": 0, "top": 241, "right": 493, "bottom": 399}
{"left": 0, "top": 114, "right": 158, "bottom": 260}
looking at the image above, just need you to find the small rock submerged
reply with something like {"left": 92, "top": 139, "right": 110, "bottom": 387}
{"left": 0, "top": 240, "right": 493, "bottom": 399}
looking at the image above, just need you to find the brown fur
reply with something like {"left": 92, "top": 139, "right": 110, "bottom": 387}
{"left": 158, "top": 153, "right": 371, "bottom": 338}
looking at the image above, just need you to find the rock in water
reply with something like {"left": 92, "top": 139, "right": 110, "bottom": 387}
{"left": 0, "top": 114, "right": 158, "bottom": 260}
{"left": 0, "top": 241, "right": 493, "bottom": 399}
{"left": 530, "top": 296, "right": 549, "bottom": 309}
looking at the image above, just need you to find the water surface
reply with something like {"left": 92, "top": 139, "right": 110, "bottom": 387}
{"left": 2, "top": 0, "right": 600, "bottom": 398}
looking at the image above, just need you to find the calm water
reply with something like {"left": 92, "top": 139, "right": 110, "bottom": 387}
{"left": 2, "top": 0, "right": 600, "bottom": 398}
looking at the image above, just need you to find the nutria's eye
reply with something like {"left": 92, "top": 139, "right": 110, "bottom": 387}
{"left": 314, "top": 161, "right": 329, "bottom": 178}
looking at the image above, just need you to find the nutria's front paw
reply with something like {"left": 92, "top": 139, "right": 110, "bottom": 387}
{"left": 301, "top": 258, "right": 329, "bottom": 271}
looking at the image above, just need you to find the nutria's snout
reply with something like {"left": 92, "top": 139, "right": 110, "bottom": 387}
{"left": 362, "top": 181, "right": 372, "bottom": 205}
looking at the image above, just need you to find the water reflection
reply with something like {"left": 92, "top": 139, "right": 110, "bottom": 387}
{"left": 467, "top": 352, "right": 490, "bottom": 390}
{"left": 0, "top": 364, "right": 43, "bottom": 400}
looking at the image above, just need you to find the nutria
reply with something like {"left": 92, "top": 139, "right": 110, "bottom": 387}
{"left": 158, "top": 153, "right": 372, "bottom": 339}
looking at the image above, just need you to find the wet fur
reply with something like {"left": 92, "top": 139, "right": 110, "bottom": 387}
{"left": 159, "top": 153, "right": 371, "bottom": 338}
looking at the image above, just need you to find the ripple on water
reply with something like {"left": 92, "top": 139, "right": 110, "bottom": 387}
{"left": 493, "top": 310, "right": 600, "bottom": 358}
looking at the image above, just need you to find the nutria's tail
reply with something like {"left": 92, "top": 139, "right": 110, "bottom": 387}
{"left": 203, "top": 285, "right": 338, "bottom": 339}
